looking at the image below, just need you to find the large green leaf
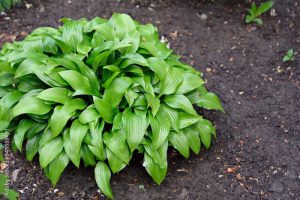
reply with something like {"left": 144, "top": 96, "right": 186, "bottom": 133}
{"left": 36, "top": 87, "right": 72, "bottom": 104}
{"left": 168, "top": 131, "right": 189, "bottom": 159}
{"left": 108, "top": 13, "right": 136, "bottom": 40}
{"left": 177, "top": 73, "right": 205, "bottom": 94}
{"left": 196, "top": 119, "right": 216, "bottom": 148}
{"left": 143, "top": 141, "right": 168, "bottom": 185}
{"left": 93, "top": 96, "right": 116, "bottom": 124}
{"left": 26, "top": 134, "right": 40, "bottom": 161}
{"left": 48, "top": 151, "right": 69, "bottom": 186}
{"left": 106, "top": 148, "right": 127, "bottom": 173}
{"left": 63, "top": 128, "right": 81, "bottom": 167}
{"left": 164, "top": 94, "right": 197, "bottom": 116}
{"left": 39, "top": 137, "right": 64, "bottom": 168}
{"left": 179, "top": 112, "right": 201, "bottom": 129}
{"left": 0, "top": 91, "right": 23, "bottom": 131}
{"left": 78, "top": 105, "right": 100, "bottom": 124}
{"left": 159, "top": 104, "right": 179, "bottom": 132}
{"left": 88, "top": 121, "right": 106, "bottom": 161}
{"left": 103, "top": 77, "right": 133, "bottom": 107}
{"left": 149, "top": 111, "right": 170, "bottom": 149}
{"left": 12, "top": 94, "right": 52, "bottom": 118}
{"left": 59, "top": 70, "right": 94, "bottom": 96}
{"left": 70, "top": 119, "right": 89, "bottom": 156}
{"left": 184, "top": 128, "right": 201, "bottom": 154}
{"left": 123, "top": 108, "right": 147, "bottom": 152}
{"left": 14, "top": 119, "right": 35, "bottom": 151}
{"left": 197, "top": 92, "right": 224, "bottom": 112}
{"left": 103, "top": 130, "right": 130, "bottom": 164}
{"left": 81, "top": 144, "right": 96, "bottom": 167}
{"left": 95, "top": 162, "right": 113, "bottom": 199}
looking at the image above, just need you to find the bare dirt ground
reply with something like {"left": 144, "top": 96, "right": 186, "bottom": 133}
{"left": 0, "top": 0, "right": 299, "bottom": 199}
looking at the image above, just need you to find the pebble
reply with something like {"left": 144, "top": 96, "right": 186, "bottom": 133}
{"left": 200, "top": 13, "right": 208, "bottom": 21}
{"left": 268, "top": 180, "right": 283, "bottom": 193}
{"left": 12, "top": 168, "right": 21, "bottom": 182}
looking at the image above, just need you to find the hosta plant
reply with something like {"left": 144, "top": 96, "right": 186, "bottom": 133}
{"left": 0, "top": 13, "right": 223, "bottom": 198}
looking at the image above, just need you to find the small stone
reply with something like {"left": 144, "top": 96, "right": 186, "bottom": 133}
{"left": 270, "top": 9, "right": 276, "bottom": 17}
{"left": 199, "top": 13, "right": 208, "bottom": 21}
{"left": 12, "top": 169, "right": 21, "bottom": 182}
{"left": 80, "top": 191, "right": 86, "bottom": 197}
{"left": 268, "top": 180, "right": 283, "bottom": 193}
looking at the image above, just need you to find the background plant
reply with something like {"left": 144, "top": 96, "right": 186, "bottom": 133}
{"left": 283, "top": 49, "right": 295, "bottom": 62}
{"left": 0, "top": 0, "right": 21, "bottom": 12}
{"left": 0, "top": 13, "right": 223, "bottom": 198}
{"left": 245, "top": 1, "right": 274, "bottom": 25}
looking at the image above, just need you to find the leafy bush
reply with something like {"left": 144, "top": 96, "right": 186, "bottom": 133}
{"left": 0, "top": 13, "right": 223, "bottom": 198}
{"left": 0, "top": 0, "right": 21, "bottom": 12}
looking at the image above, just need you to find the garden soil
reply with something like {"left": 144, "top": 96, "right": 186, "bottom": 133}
{"left": 0, "top": 0, "right": 299, "bottom": 199}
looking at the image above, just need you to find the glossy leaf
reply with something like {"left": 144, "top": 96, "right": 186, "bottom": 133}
{"left": 48, "top": 151, "right": 69, "bottom": 185}
{"left": 95, "top": 162, "right": 113, "bottom": 199}
{"left": 123, "top": 108, "right": 147, "bottom": 152}
{"left": 39, "top": 137, "right": 64, "bottom": 168}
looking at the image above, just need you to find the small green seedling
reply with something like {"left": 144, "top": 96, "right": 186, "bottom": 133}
{"left": 245, "top": 1, "right": 274, "bottom": 25}
{"left": 283, "top": 49, "right": 295, "bottom": 62}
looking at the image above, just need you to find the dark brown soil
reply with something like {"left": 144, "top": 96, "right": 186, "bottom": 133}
{"left": 1, "top": 0, "right": 300, "bottom": 199}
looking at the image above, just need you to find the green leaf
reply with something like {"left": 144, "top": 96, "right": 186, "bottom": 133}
{"left": 78, "top": 105, "right": 100, "bottom": 124}
{"left": 95, "top": 162, "right": 113, "bottom": 199}
{"left": 143, "top": 145, "right": 167, "bottom": 185}
{"left": 197, "top": 92, "right": 224, "bottom": 112}
{"left": 63, "top": 128, "right": 81, "bottom": 167}
{"left": 160, "top": 67, "right": 183, "bottom": 96}
{"left": 108, "top": 13, "right": 136, "bottom": 40}
{"left": 26, "top": 134, "right": 40, "bottom": 161}
{"left": 176, "top": 73, "right": 205, "bottom": 94}
{"left": 140, "top": 42, "right": 172, "bottom": 60}
{"left": 103, "top": 77, "right": 133, "bottom": 107}
{"left": 179, "top": 112, "right": 201, "bottom": 129}
{"left": 168, "top": 131, "right": 189, "bottom": 159}
{"left": 147, "top": 57, "right": 169, "bottom": 80}
{"left": 14, "top": 119, "right": 35, "bottom": 151}
{"left": 283, "top": 49, "right": 295, "bottom": 62}
{"left": 149, "top": 111, "right": 170, "bottom": 149}
{"left": 61, "top": 18, "right": 84, "bottom": 50}
{"left": 48, "top": 151, "right": 69, "bottom": 186}
{"left": 70, "top": 119, "right": 89, "bottom": 156}
{"left": 0, "top": 73, "right": 14, "bottom": 87}
{"left": 145, "top": 93, "right": 160, "bottom": 116}
{"left": 93, "top": 96, "right": 116, "bottom": 123}
{"left": 81, "top": 144, "right": 96, "bottom": 167}
{"left": 0, "top": 91, "right": 23, "bottom": 131}
{"left": 39, "top": 137, "right": 64, "bottom": 168}
{"left": 257, "top": 1, "right": 274, "bottom": 15}
{"left": 196, "top": 119, "right": 216, "bottom": 149}
{"left": 48, "top": 105, "right": 75, "bottom": 137}
{"left": 36, "top": 87, "right": 72, "bottom": 104}
{"left": 103, "top": 130, "right": 131, "bottom": 164}
{"left": 106, "top": 148, "right": 127, "bottom": 173}
{"left": 12, "top": 94, "right": 52, "bottom": 118}
{"left": 88, "top": 121, "right": 106, "bottom": 161}
{"left": 159, "top": 104, "right": 179, "bottom": 132}
{"left": 123, "top": 108, "right": 148, "bottom": 152}
{"left": 184, "top": 128, "right": 201, "bottom": 154}
{"left": 59, "top": 70, "right": 94, "bottom": 96}
{"left": 164, "top": 94, "right": 197, "bottom": 116}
